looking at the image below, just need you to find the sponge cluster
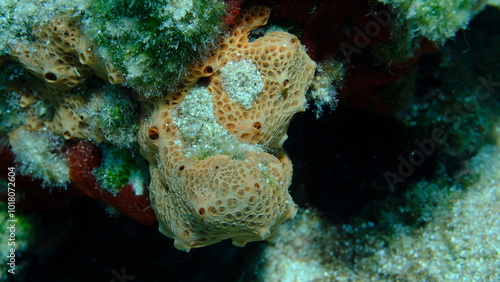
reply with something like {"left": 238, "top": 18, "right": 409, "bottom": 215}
{"left": 11, "top": 16, "right": 123, "bottom": 90}
{"left": 7, "top": 16, "right": 136, "bottom": 144}
{"left": 3, "top": 5, "right": 316, "bottom": 251}
{"left": 139, "top": 6, "right": 316, "bottom": 251}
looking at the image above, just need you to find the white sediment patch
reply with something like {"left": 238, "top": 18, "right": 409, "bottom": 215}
{"left": 220, "top": 59, "right": 264, "bottom": 110}
{"left": 173, "top": 85, "right": 262, "bottom": 159}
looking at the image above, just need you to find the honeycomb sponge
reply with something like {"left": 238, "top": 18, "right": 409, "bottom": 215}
{"left": 139, "top": 6, "right": 316, "bottom": 251}
{"left": 47, "top": 94, "right": 90, "bottom": 140}
{"left": 11, "top": 71, "right": 91, "bottom": 141}
{"left": 188, "top": 7, "right": 317, "bottom": 147}
{"left": 148, "top": 149, "right": 296, "bottom": 251}
{"left": 10, "top": 16, "right": 123, "bottom": 90}
{"left": 8, "top": 16, "right": 129, "bottom": 141}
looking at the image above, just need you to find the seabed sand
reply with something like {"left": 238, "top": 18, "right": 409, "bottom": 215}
{"left": 260, "top": 144, "right": 500, "bottom": 281}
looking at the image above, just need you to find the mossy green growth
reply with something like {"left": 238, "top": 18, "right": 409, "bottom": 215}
{"left": 373, "top": 0, "right": 487, "bottom": 65}
{"left": 372, "top": 12, "right": 416, "bottom": 66}
{"left": 83, "top": 84, "right": 140, "bottom": 148}
{"left": 379, "top": 0, "right": 486, "bottom": 43}
{"left": 93, "top": 144, "right": 150, "bottom": 196}
{"left": 82, "top": 0, "right": 226, "bottom": 96}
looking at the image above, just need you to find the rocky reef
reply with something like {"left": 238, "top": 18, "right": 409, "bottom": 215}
{"left": 1, "top": 1, "right": 316, "bottom": 252}
{"left": 1, "top": 0, "right": 499, "bottom": 280}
